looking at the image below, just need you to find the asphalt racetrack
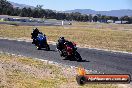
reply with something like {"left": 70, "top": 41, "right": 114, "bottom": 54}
{"left": 0, "top": 39, "right": 132, "bottom": 77}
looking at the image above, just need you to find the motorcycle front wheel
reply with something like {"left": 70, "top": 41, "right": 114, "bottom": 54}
{"left": 36, "top": 44, "right": 41, "bottom": 50}
{"left": 46, "top": 44, "right": 50, "bottom": 51}
{"left": 74, "top": 51, "right": 82, "bottom": 62}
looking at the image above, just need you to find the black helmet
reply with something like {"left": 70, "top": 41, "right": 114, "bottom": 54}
{"left": 60, "top": 37, "right": 65, "bottom": 40}
{"left": 33, "top": 28, "right": 38, "bottom": 31}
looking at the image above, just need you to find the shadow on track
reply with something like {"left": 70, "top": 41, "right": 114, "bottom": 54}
{"left": 63, "top": 58, "right": 90, "bottom": 62}
{"left": 37, "top": 49, "right": 57, "bottom": 52}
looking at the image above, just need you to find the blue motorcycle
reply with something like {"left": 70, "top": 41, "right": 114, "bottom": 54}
{"left": 34, "top": 34, "right": 50, "bottom": 51}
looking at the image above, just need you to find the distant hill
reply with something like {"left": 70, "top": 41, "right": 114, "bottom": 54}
{"left": 9, "top": 1, "right": 132, "bottom": 17}
{"left": 9, "top": 1, "right": 35, "bottom": 9}
{"left": 64, "top": 9, "right": 132, "bottom": 17}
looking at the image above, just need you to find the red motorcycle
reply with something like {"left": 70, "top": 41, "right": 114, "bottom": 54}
{"left": 59, "top": 41, "right": 82, "bottom": 62}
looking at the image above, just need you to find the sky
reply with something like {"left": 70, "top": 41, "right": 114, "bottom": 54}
{"left": 8, "top": 0, "right": 132, "bottom": 11}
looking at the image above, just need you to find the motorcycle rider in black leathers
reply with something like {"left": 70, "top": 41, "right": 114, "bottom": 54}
{"left": 31, "top": 28, "right": 41, "bottom": 44}
{"left": 57, "top": 37, "right": 69, "bottom": 56}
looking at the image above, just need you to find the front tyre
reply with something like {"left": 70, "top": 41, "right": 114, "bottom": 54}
{"left": 36, "top": 46, "right": 41, "bottom": 50}
{"left": 46, "top": 44, "right": 50, "bottom": 51}
{"left": 74, "top": 51, "right": 82, "bottom": 62}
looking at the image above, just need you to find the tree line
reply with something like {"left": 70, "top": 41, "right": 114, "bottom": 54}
{"left": 0, "top": 0, "right": 132, "bottom": 23}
